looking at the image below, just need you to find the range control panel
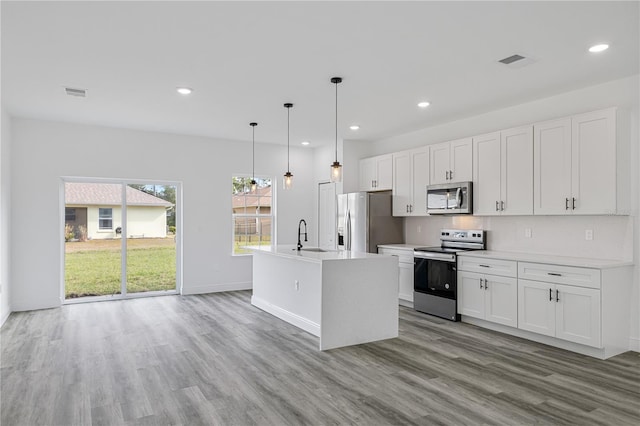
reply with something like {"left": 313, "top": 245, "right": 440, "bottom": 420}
{"left": 440, "top": 229, "right": 485, "bottom": 244}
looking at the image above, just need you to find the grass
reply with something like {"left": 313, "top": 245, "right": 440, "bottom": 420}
{"left": 65, "top": 238, "right": 176, "bottom": 298}
{"left": 234, "top": 235, "right": 271, "bottom": 255}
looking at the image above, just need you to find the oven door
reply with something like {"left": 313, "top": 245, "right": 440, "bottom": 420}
{"left": 414, "top": 257, "right": 457, "bottom": 299}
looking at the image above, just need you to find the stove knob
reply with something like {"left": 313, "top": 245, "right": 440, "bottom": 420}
{"left": 445, "top": 283, "right": 450, "bottom": 290}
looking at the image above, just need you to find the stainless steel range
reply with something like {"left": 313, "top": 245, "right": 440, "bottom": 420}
{"left": 413, "top": 229, "right": 486, "bottom": 321}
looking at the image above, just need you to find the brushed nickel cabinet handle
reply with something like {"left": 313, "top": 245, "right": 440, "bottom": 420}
{"left": 484, "top": 279, "right": 488, "bottom": 290}
{"left": 572, "top": 197, "right": 576, "bottom": 210}
{"left": 479, "top": 264, "right": 490, "bottom": 268}
{"left": 547, "top": 272, "right": 562, "bottom": 276}
{"left": 479, "top": 278, "right": 483, "bottom": 289}
{"left": 565, "top": 198, "right": 569, "bottom": 210}
{"left": 549, "top": 288, "right": 552, "bottom": 301}
{"left": 496, "top": 201, "right": 499, "bottom": 211}
{"left": 501, "top": 201, "right": 505, "bottom": 211}
{"left": 556, "top": 289, "right": 560, "bottom": 302}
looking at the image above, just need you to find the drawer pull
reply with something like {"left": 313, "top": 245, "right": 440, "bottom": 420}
{"left": 479, "top": 278, "right": 483, "bottom": 289}
{"left": 556, "top": 289, "right": 560, "bottom": 302}
{"left": 547, "top": 272, "right": 562, "bottom": 276}
{"left": 549, "top": 288, "right": 552, "bottom": 301}
{"left": 479, "top": 264, "right": 490, "bottom": 268}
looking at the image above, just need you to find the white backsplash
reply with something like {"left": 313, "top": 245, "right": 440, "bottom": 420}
{"left": 405, "top": 215, "right": 633, "bottom": 261}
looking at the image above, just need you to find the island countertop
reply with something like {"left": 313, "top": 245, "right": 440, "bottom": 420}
{"left": 247, "top": 245, "right": 390, "bottom": 263}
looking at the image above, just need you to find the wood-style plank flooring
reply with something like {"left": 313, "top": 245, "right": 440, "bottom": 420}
{"left": 1, "top": 291, "right": 639, "bottom": 425}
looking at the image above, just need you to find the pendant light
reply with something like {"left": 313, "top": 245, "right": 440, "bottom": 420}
{"left": 283, "top": 103, "right": 294, "bottom": 190}
{"left": 330, "top": 77, "right": 343, "bottom": 183}
{"left": 249, "top": 122, "right": 258, "bottom": 192}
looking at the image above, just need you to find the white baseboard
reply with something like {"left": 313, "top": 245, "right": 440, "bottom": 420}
{"left": 251, "top": 295, "right": 320, "bottom": 337}
{"left": 629, "top": 337, "right": 640, "bottom": 352}
{"left": 182, "top": 281, "right": 252, "bottom": 295}
{"left": 0, "top": 309, "right": 11, "bottom": 327}
{"left": 11, "top": 299, "right": 60, "bottom": 312}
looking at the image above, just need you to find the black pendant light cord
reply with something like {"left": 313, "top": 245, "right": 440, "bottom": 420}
{"left": 252, "top": 124, "right": 255, "bottom": 180}
{"left": 287, "top": 106, "right": 291, "bottom": 171}
{"left": 335, "top": 80, "right": 338, "bottom": 162}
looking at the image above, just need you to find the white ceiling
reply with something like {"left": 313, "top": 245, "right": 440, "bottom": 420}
{"left": 2, "top": 1, "right": 638, "bottom": 147}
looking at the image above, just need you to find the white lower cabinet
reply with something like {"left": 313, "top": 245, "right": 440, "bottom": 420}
{"left": 518, "top": 278, "right": 601, "bottom": 348}
{"left": 458, "top": 271, "right": 518, "bottom": 327}
{"left": 378, "top": 246, "right": 414, "bottom": 304}
{"left": 458, "top": 257, "right": 518, "bottom": 328}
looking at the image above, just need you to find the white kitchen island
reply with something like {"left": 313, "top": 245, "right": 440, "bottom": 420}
{"left": 250, "top": 245, "right": 399, "bottom": 350}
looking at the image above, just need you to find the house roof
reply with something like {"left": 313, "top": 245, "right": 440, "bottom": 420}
{"left": 65, "top": 183, "right": 173, "bottom": 207}
{"left": 232, "top": 186, "right": 272, "bottom": 210}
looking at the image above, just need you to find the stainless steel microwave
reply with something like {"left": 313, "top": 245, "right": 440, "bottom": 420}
{"left": 426, "top": 181, "right": 473, "bottom": 215}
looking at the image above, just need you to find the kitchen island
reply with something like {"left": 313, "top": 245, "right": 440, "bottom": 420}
{"left": 250, "top": 245, "right": 399, "bottom": 350}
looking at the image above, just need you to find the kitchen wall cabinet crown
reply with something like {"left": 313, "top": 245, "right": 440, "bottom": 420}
{"left": 359, "top": 154, "right": 393, "bottom": 191}
{"left": 534, "top": 107, "right": 627, "bottom": 215}
{"left": 429, "top": 138, "right": 472, "bottom": 185}
{"left": 392, "top": 147, "right": 429, "bottom": 216}
{"left": 473, "top": 126, "right": 534, "bottom": 216}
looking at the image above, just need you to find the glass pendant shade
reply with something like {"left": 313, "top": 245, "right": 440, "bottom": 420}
{"left": 330, "top": 161, "right": 342, "bottom": 183}
{"left": 250, "top": 179, "right": 257, "bottom": 193}
{"left": 283, "top": 171, "right": 293, "bottom": 190}
{"left": 249, "top": 122, "right": 258, "bottom": 193}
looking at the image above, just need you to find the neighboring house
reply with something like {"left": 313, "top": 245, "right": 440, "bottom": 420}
{"left": 65, "top": 183, "right": 173, "bottom": 240}
{"left": 232, "top": 185, "right": 272, "bottom": 237}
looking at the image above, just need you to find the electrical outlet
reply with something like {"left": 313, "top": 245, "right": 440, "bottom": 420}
{"left": 294, "top": 280, "right": 300, "bottom": 291}
{"left": 525, "top": 228, "right": 532, "bottom": 238}
{"left": 585, "top": 229, "right": 593, "bottom": 241}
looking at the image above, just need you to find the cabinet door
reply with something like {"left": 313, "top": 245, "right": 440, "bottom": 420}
{"left": 450, "top": 137, "right": 473, "bottom": 182}
{"left": 473, "top": 132, "right": 502, "bottom": 215}
{"left": 533, "top": 118, "right": 572, "bottom": 215}
{"left": 429, "top": 141, "right": 451, "bottom": 184}
{"left": 457, "top": 271, "right": 485, "bottom": 319}
{"left": 555, "top": 284, "right": 601, "bottom": 348}
{"left": 571, "top": 108, "right": 616, "bottom": 215}
{"left": 392, "top": 152, "right": 411, "bottom": 216}
{"left": 518, "top": 279, "right": 555, "bottom": 337}
{"left": 359, "top": 157, "right": 375, "bottom": 191}
{"left": 375, "top": 154, "right": 393, "bottom": 190}
{"left": 484, "top": 275, "right": 517, "bottom": 327}
{"left": 501, "top": 126, "right": 533, "bottom": 215}
{"left": 398, "top": 263, "right": 414, "bottom": 302}
{"left": 411, "top": 148, "right": 429, "bottom": 215}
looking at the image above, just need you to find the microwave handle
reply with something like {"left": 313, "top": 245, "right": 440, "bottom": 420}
{"left": 456, "top": 187, "right": 462, "bottom": 208}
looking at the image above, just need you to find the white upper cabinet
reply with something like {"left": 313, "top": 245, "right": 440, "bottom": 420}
{"left": 571, "top": 109, "right": 617, "bottom": 214}
{"left": 359, "top": 154, "right": 393, "bottom": 192}
{"left": 534, "top": 108, "right": 620, "bottom": 215}
{"left": 473, "top": 126, "right": 533, "bottom": 215}
{"left": 429, "top": 138, "right": 472, "bottom": 184}
{"left": 392, "top": 147, "right": 429, "bottom": 216}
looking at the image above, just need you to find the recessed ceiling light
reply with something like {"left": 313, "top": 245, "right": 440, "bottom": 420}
{"left": 588, "top": 44, "right": 609, "bottom": 53}
{"left": 417, "top": 101, "right": 430, "bottom": 108}
{"left": 301, "top": 141, "right": 310, "bottom": 146}
{"left": 176, "top": 87, "right": 193, "bottom": 95}
{"left": 349, "top": 125, "right": 360, "bottom": 130}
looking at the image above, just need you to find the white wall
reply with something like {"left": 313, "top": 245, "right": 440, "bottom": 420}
{"left": 1, "top": 108, "right": 11, "bottom": 325}
{"left": 10, "top": 118, "right": 316, "bottom": 311}
{"left": 360, "top": 74, "right": 640, "bottom": 350}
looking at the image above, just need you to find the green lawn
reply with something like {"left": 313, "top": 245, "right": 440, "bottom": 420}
{"left": 65, "top": 244, "right": 176, "bottom": 298}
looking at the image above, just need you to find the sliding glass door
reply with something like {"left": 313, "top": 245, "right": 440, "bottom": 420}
{"left": 63, "top": 179, "right": 180, "bottom": 302}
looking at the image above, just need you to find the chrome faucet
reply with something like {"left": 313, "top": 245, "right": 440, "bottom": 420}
{"left": 297, "top": 219, "right": 307, "bottom": 251}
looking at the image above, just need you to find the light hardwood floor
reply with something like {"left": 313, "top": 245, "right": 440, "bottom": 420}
{"left": 1, "top": 291, "right": 639, "bottom": 425}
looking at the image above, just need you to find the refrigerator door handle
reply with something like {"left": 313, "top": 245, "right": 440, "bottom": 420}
{"left": 346, "top": 210, "right": 351, "bottom": 251}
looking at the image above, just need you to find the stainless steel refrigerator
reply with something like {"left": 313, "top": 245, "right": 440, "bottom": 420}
{"left": 337, "top": 191, "right": 405, "bottom": 253}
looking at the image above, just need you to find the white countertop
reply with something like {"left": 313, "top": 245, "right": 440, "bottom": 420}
{"left": 458, "top": 250, "right": 633, "bottom": 269}
{"left": 247, "top": 245, "right": 391, "bottom": 263}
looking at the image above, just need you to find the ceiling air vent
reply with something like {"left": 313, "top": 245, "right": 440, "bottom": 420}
{"left": 64, "top": 87, "right": 87, "bottom": 97}
{"left": 498, "top": 54, "right": 526, "bottom": 65}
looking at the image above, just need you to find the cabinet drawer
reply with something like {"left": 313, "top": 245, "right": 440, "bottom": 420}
{"left": 518, "top": 262, "right": 601, "bottom": 289}
{"left": 457, "top": 256, "right": 517, "bottom": 277}
{"left": 378, "top": 248, "right": 414, "bottom": 265}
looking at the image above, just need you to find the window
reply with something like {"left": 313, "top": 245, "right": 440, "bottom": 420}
{"left": 65, "top": 208, "right": 76, "bottom": 221}
{"left": 99, "top": 208, "right": 113, "bottom": 230}
{"left": 232, "top": 177, "right": 273, "bottom": 255}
